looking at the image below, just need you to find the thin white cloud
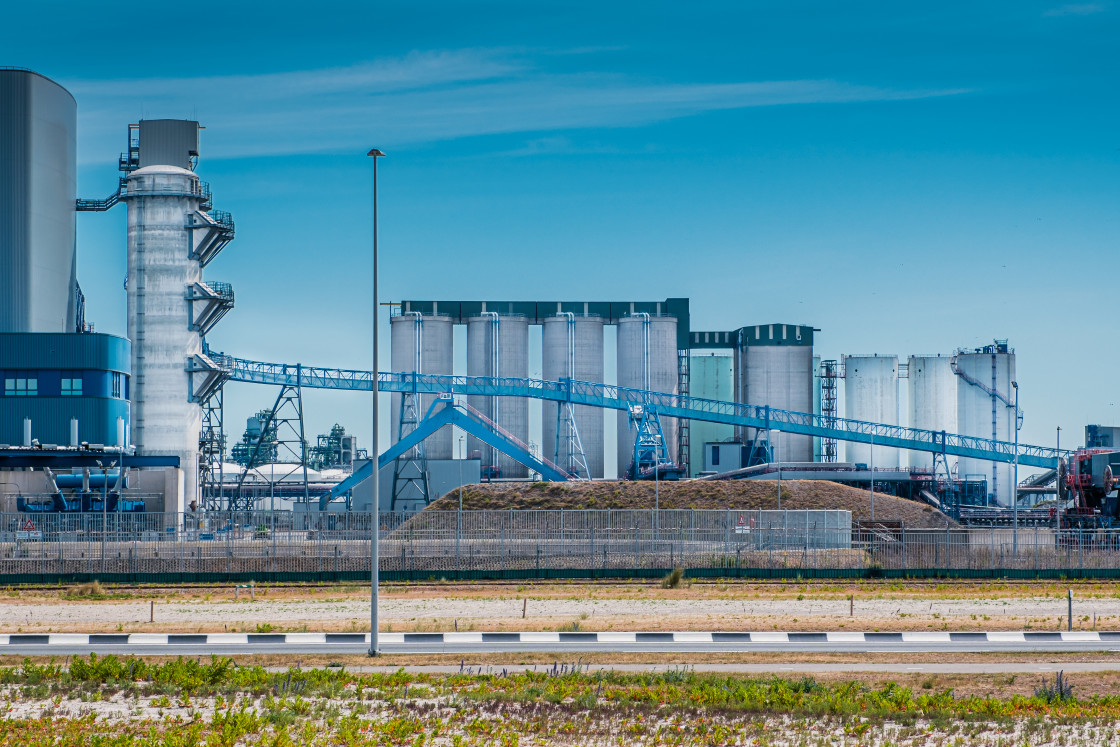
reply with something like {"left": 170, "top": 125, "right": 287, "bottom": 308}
{"left": 66, "top": 49, "right": 968, "bottom": 165}
{"left": 1043, "top": 3, "right": 1105, "bottom": 15}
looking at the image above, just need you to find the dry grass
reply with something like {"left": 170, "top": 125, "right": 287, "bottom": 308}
{"left": 427, "top": 479, "right": 955, "bottom": 528}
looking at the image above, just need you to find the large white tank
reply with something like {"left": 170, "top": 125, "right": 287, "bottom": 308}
{"left": 843, "top": 355, "right": 900, "bottom": 468}
{"left": 735, "top": 324, "right": 815, "bottom": 462}
{"left": 954, "top": 342, "right": 1016, "bottom": 505}
{"left": 390, "top": 313, "right": 454, "bottom": 460}
{"left": 542, "top": 314, "right": 605, "bottom": 478}
{"left": 616, "top": 314, "right": 678, "bottom": 477}
{"left": 124, "top": 166, "right": 206, "bottom": 512}
{"left": 0, "top": 69, "right": 77, "bottom": 333}
{"left": 907, "top": 355, "right": 957, "bottom": 469}
{"left": 467, "top": 314, "right": 529, "bottom": 477}
{"left": 688, "top": 353, "right": 734, "bottom": 476}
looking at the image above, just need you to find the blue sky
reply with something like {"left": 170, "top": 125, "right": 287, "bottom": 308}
{"left": 4, "top": 1, "right": 1116, "bottom": 470}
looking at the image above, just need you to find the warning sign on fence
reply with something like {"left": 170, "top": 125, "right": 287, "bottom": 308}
{"left": 735, "top": 513, "right": 749, "bottom": 535}
{"left": 17, "top": 518, "right": 42, "bottom": 541}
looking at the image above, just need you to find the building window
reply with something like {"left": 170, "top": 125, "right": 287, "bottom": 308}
{"left": 112, "top": 373, "right": 123, "bottom": 398}
{"left": 61, "top": 377, "right": 83, "bottom": 396}
{"left": 711, "top": 445, "right": 720, "bottom": 466}
{"left": 4, "top": 378, "right": 37, "bottom": 396}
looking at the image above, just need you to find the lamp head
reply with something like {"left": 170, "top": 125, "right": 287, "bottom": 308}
{"left": 367, "top": 148, "right": 386, "bottom": 158}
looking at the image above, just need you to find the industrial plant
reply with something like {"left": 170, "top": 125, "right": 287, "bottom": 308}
{"left": 2, "top": 67, "right": 1116, "bottom": 533}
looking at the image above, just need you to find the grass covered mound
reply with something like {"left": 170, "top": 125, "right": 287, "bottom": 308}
{"left": 428, "top": 479, "right": 954, "bottom": 528}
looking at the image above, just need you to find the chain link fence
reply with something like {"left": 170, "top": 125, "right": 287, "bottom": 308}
{"left": 1, "top": 509, "right": 1118, "bottom": 581}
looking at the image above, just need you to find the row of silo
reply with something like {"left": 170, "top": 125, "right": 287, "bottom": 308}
{"left": 839, "top": 346, "right": 1016, "bottom": 504}
{"left": 389, "top": 311, "right": 681, "bottom": 479}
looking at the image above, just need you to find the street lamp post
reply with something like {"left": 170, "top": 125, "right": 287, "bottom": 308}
{"left": 458, "top": 436, "right": 464, "bottom": 570}
{"left": 1057, "top": 426, "right": 1062, "bottom": 530}
{"left": 1012, "top": 381, "right": 1019, "bottom": 554}
{"left": 367, "top": 148, "right": 385, "bottom": 657}
{"left": 774, "top": 429, "right": 781, "bottom": 511}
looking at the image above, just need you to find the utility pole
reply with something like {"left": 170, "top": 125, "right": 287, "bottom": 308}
{"left": 367, "top": 147, "right": 385, "bottom": 657}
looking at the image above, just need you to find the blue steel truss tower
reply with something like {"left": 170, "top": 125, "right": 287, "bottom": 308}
{"left": 391, "top": 375, "right": 432, "bottom": 510}
{"left": 553, "top": 313, "right": 591, "bottom": 478}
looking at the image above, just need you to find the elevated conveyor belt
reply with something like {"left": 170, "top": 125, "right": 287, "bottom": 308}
{"left": 212, "top": 354, "right": 1064, "bottom": 470}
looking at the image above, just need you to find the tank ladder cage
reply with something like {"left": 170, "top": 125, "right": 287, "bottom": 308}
{"left": 626, "top": 403, "right": 674, "bottom": 480}
{"left": 212, "top": 356, "right": 1068, "bottom": 469}
{"left": 234, "top": 368, "right": 310, "bottom": 508}
{"left": 391, "top": 373, "right": 431, "bottom": 512}
{"left": 819, "top": 359, "right": 839, "bottom": 462}
{"left": 199, "top": 387, "right": 227, "bottom": 511}
{"left": 186, "top": 209, "right": 235, "bottom": 268}
{"left": 187, "top": 281, "right": 235, "bottom": 336}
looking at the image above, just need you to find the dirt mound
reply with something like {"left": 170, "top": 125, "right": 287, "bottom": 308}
{"left": 428, "top": 480, "right": 955, "bottom": 528}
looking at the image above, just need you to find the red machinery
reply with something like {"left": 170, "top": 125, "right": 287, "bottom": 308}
{"left": 1058, "top": 448, "right": 1119, "bottom": 528}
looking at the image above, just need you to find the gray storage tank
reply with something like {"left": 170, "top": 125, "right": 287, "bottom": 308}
{"left": 954, "top": 341, "right": 1017, "bottom": 505}
{"left": 390, "top": 312, "right": 454, "bottom": 460}
{"left": 735, "top": 324, "right": 814, "bottom": 462}
{"left": 616, "top": 314, "right": 677, "bottom": 476}
{"left": 466, "top": 313, "right": 529, "bottom": 477}
{"left": 0, "top": 69, "right": 77, "bottom": 333}
{"left": 542, "top": 314, "right": 605, "bottom": 478}
{"left": 843, "top": 354, "right": 900, "bottom": 468}
{"left": 907, "top": 355, "right": 957, "bottom": 469}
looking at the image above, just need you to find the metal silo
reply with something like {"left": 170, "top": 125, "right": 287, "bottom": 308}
{"left": 616, "top": 314, "right": 678, "bottom": 476}
{"left": 689, "top": 353, "right": 734, "bottom": 476}
{"left": 907, "top": 355, "right": 957, "bottom": 469}
{"left": 124, "top": 166, "right": 207, "bottom": 512}
{"left": 467, "top": 313, "right": 529, "bottom": 477}
{"left": 735, "top": 324, "right": 815, "bottom": 463}
{"left": 954, "top": 341, "right": 1017, "bottom": 505}
{"left": 542, "top": 314, "right": 605, "bottom": 478}
{"left": 390, "top": 312, "right": 454, "bottom": 460}
{"left": 0, "top": 69, "right": 77, "bottom": 333}
{"left": 843, "top": 355, "right": 900, "bottom": 468}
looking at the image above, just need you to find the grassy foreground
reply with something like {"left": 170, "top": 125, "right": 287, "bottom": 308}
{"left": 2, "top": 656, "right": 1120, "bottom": 745}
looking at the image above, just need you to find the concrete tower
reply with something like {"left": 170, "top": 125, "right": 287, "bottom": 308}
{"left": 124, "top": 157, "right": 232, "bottom": 511}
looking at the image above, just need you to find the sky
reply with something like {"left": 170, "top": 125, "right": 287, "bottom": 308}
{"left": 4, "top": 1, "right": 1116, "bottom": 474}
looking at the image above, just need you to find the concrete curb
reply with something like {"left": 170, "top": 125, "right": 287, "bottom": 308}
{"left": 0, "top": 631, "right": 1115, "bottom": 646}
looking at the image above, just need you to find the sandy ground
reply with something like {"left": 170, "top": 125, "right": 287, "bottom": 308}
{"left": 3, "top": 580, "right": 1119, "bottom": 633}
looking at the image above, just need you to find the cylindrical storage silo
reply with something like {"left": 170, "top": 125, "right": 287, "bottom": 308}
{"left": 390, "top": 313, "right": 454, "bottom": 460}
{"left": 542, "top": 314, "right": 605, "bottom": 478}
{"left": 735, "top": 324, "right": 815, "bottom": 463}
{"left": 954, "top": 343, "right": 1016, "bottom": 505}
{"left": 124, "top": 166, "right": 206, "bottom": 512}
{"left": 0, "top": 69, "right": 78, "bottom": 333}
{"left": 467, "top": 313, "right": 529, "bottom": 478}
{"left": 843, "top": 355, "right": 900, "bottom": 468}
{"left": 616, "top": 314, "right": 678, "bottom": 477}
{"left": 907, "top": 355, "right": 957, "bottom": 469}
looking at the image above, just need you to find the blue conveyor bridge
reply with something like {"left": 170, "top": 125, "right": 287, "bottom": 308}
{"left": 212, "top": 354, "right": 1063, "bottom": 472}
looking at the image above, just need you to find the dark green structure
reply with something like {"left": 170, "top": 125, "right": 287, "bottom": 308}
{"left": 0, "top": 333, "right": 130, "bottom": 446}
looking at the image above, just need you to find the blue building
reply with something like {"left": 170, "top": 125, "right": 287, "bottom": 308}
{"left": 0, "top": 333, "right": 130, "bottom": 447}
